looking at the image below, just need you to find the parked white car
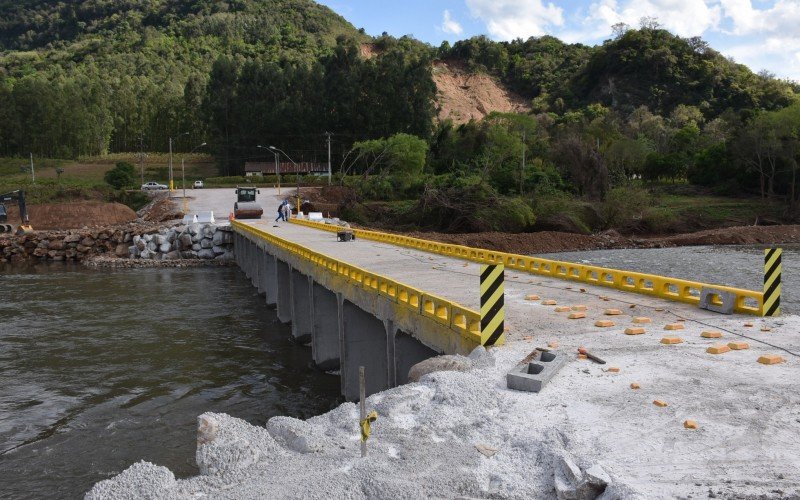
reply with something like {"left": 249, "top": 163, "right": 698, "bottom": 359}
{"left": 141, "top": 181, "right": 168, "bottom": 190}
{"left": 193, "top": 180, "right": 204, "bottom": 189}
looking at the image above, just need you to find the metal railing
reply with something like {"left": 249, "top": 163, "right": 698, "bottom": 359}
{"left": 290, "top": 218, "right": 764, "bottom": 316}
{"left": 233, "top": 220, "right": 488, "bottom": 346}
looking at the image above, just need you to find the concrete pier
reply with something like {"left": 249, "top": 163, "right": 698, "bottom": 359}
{"left": 311, "top": 283, "right": 340, "bottom": 370}
{"left": 340, "top": 300, "right": 389, "bottom": 400}
{"left": 276, "top": 260, "right": 292, "bottom": 324}
{"left": 290, "top": 270, "right": 313, "bottom": 342}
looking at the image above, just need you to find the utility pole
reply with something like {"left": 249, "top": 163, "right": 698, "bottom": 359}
{"left": 138, "top": 135, "right": 145, "bottom": 186}
{"left": 520, "top": 129, "right": 526, "bottom": 196}
{"left": 168, "top": 137, "right": 174, "bottom": 191}
{"left": 29, "top": 153, "right": 35, "bottom": 184}
{"left": 325, "top": 132, "right": 332, "bottom": 185}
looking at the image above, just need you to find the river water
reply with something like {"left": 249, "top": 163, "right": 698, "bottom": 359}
{"left": 538, "top": 245, "right": 799, "bottom": 314}
{"left": 0, "top": 264, "right": 341, "bottom": 499}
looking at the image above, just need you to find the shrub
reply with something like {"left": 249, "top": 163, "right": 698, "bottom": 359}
{"left": 104, "top": 162, "right": 136, "bottom": 189}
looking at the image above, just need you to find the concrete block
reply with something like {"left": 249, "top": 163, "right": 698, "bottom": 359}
{"left": 728, "top": 341, "right": 750, "bottom": 350}
{"left": 699, "top": 287, "right": 735, "bottom": 315}
{"left": 542, "top": 300, "right": 557, "bottom": 306}
{"left": 606, "top": 367, "right": 620, "bottom": 373}
{"left": 548, "top": 342, "right": 559, "bottom": 348}
{"left": 571, "top": 305, "right": 587, "bottom": 311}
{"left": 758, "top": 355, "right": 785, "bottom": 365}
{"left": 506, "top": 350, "right": 567, "bottom": 393}
{"left": 568, "top": 312, "right": 586, "bottom": 319}
{"left": 761, "top": 326, "right": 772, "bottom": 332}
{"left": 630, "top": 383, "right": 640, "bottom": 389}
{"left": 604, "top": 309, "right": 623, "bottom": 315}
{"left": 625, "top": 327, "right": 646, "bottom": 335}
{"left": 701, "top": 331, "right": 723, "bottom": 338}
{"left": 744, "top": 322, "right": 754, "bottom": 327}
{"left": 578, "top": 354, "right": 587, "bottom": 360}
{"left": 707, "top": 344, "right": 730, "bottom": 354}
{"left": 525, "top": 294, "right": 541, "bottom": 301}
{"left": 653, "top": 400, "right": 668, "bottom": 407}
{"left": 664, "top": 323, "right": 685, "bottom": 330}
{"left": 555, "top": 306, "right": 571, "bottom": 312}
{"left": 684, "top": 420, "right": 699, "bottom": 429}
{"left": 660, "top": 336, "right": 683, "bottom": 345}
{"left": 632, "top": 317, "right": 652, "bottom": 324}
{"left": 595, "top": 320, "right": 615, "bottom": 328}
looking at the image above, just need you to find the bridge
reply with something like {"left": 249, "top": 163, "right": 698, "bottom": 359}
{"left": 231, "top": 213, "right": 772, "bottom": 401}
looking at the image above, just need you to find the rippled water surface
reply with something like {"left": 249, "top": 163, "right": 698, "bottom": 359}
{"left": 537, "top": 244, "right": 799, "bottom": 313}
{"left": 0, "top": 264, "right": 341, "bottom": 499}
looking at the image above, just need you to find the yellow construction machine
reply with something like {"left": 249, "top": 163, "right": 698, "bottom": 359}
{"left": 0, "top": 190, "right": 34, "bottom": 234}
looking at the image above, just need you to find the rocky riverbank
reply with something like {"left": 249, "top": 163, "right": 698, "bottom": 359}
{"left": 0, "top": 222, "right": 234, "bottom": 264}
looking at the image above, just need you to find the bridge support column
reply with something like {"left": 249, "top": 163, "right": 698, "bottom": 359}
{"left": 393, "top": 331, "right": 439, "bottom": 385}
{"left": 311, "top": 283, "right": 340, "bottom": 370}
{"left": 276, "top": 260, "right": 292, "bottom": 324}
{"left": 340, "top": 299, "right": 389, "bottom": 400}
{"left": 254, "top": 245, "right": 264, "bottom": 295}
{"left": 262, "top": 252, "right": 277, "bottom": 306}
{"left": 290, "top": 270, "right": 313, "bottom": 342}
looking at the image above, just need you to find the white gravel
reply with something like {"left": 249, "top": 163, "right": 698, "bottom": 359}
{"left": 87, "top": 306, "right": 800, "bottom": 499}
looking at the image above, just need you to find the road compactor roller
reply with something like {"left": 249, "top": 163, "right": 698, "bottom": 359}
{"left": 233, "top": 187, "right": 264, "bottom": 219}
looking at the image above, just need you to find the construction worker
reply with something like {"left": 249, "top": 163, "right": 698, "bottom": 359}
{"left": 282, "top": 199, "right": 291, "bottom": 221}
{"left": 275, "top": 199, "right": 288, "bottom": 222}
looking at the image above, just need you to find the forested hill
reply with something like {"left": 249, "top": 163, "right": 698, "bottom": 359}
{"left": 0, "top": 0, "right": 364, "bottom": 156}
{"left": 0, "top": 0, "right": 797, "bottom": 173}
{"left": 445, "top": 29, "right": 797, "bottom": 117}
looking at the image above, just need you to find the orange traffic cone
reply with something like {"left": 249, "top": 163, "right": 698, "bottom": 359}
{"left": 229, "top": 212, "right": 235, "bottom": 221}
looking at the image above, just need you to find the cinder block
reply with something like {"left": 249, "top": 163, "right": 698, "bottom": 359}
{"left": 555, "top": 306, "right": 571, "bottom": 312}
{"left": 683, "top": 420, "right": 699, "bottom": 429}
{"left": 548, "top": 341, "right": 559, "bottom": 348}
{"left": 727, "top": 341, "right": 750, "bottom": 350}
{"left": 699, "top": 287, "right": 735, "bottom": 315}
{"left": 605, "top": 309, "right": 623, "bottom": 316}
{"left": 707, "top": 344, "right": 730, "bottom": 354}
{"left": 525, "top": 294, "right": 540, "bottom": 301}
{"left": 506, "top": 350, "right": 568, "bottom": 393}
{"left": 701, "top": 331, "right": 723, "bottom": 339}
{"left": 571, "top": 305, "right": 588, "bottom": 311}
{"left": 568, "top": 312, "right": 586, "bottom": 319}
{"left": 653, "top": 400, "right": 668, "bottom": 407}
{"left": 606, "top": 367, "right": 620, "bottom": 373}
{"left": 661, "top": 336, "right": 683, "bottom": 345}
{"left": 633, "top": 317, "right": 652, "bottom": 324}
{"left": 664, "top": 323, "right": 685, "bottom": 331}
{"left": 595, "top": 320, "right": 615, "bottom": 328}
{"left": 758, "top": 355, "right": 785, "bottom": 365}
{"left": 542, "top": 300, "right": 557, "bottom": 306}
{"left": 625, "top": 327, "right": 646, "bottom": 335}
{"left": 744, "top": 322, "right": 754, "bottom": 327}
{"left": 760, "top": 326, "right": 772, "bottom": 332}
{"left": 630, "top": 383, "right": 640, "bottom": 389}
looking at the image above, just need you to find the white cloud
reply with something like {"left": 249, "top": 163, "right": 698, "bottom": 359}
{"left": 581, "top": 0, "right": 721, "bottom": 38}
{"left": 465, "top": 0, "right": 564, "bottom": 39}
{"left": 440, "top": 10, "right": 464, "bottom": 35}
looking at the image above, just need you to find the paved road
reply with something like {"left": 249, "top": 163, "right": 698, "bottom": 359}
{"left": 179, "top": 187, "right": 297, "bottom": 225}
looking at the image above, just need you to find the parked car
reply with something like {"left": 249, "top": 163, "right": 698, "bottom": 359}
{"left": 141, "top": 181, "right": 168, "bottom": 190}
{"left": 193, "top": 180, "right": 204, "bottom": 189}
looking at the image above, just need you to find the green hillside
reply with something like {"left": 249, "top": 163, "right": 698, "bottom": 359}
{"left": 0, "top": 0, "right": 364, "bottom": 156}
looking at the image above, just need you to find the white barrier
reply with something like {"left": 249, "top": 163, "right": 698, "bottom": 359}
{"left": 182, "top": 214, "right": 198, "bottom": 224}
{"left": 197, "top": 211, "right": 215, "bottom": 224}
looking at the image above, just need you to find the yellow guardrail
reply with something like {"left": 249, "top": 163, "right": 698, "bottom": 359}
{"left": 232, "top": 220, "right": 490, "bottom": 347}
{"left": 290, "top": 218, "right": 764, "bottom": 316}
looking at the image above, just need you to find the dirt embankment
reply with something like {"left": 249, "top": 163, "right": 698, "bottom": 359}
{"left": 6, "top": 202, "right": 137, "bottom": 230}
{"left": 400, "top": 225, "right": 800, "bottom": 254}
{"left": 432, "top": 61, "right": 531, "bottom": 124}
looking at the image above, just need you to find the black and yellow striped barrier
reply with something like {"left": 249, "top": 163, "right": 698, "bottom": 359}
{"left": 764, "top": 248, "right": 782, "bottom": 317}
{"left": 480, "top": 264, "right": 505, "bottom": 346}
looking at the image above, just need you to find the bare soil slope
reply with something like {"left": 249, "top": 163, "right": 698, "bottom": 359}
{"left": 6, "top": 202, "right": 137, "bottom": 230}
{"left": 433, "top": 61, "right": 531, "bottom": 124}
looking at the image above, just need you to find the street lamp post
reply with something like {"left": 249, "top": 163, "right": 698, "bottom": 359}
{"left": 257, "top": 145, "right": 280, "bottom": 195}
{"left": 182, "top": 142, "right": 207, "bottom": 212}
{"left": 269, "top": 146, "right": 301, "bottom": 214}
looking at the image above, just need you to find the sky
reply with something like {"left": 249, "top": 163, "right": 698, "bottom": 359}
{"left": 317, "top": 0, "right": 800, "bottom": 82}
